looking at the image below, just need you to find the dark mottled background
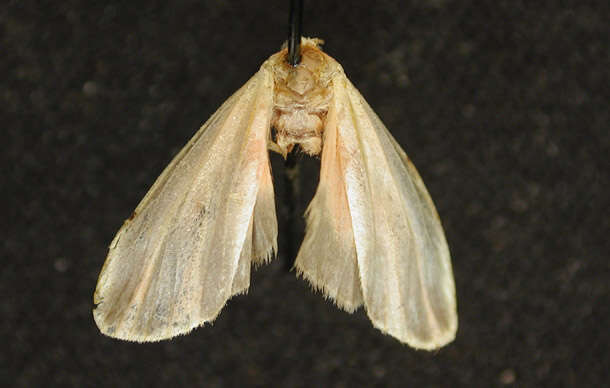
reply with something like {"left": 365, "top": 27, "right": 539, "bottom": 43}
{"left": 3, "top": 0, "right": 608, "bottom": 387}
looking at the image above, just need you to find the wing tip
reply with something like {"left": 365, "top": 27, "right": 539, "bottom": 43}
{"left": 294, "top": 265, "right": 363, "bottom": 313}
{"left": 368, "top": 312, "right": 458, "bottom": 350}
{"left": 92, "top": 303, "right": 226, "bottom": 343}
{"left": 251, "top": 243, "right": 277, "bottom": 267}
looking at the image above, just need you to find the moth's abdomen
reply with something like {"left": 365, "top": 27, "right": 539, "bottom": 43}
{"left": 267, "top": 39, "right": 338, "bottom": 157}
{"left": 272, "top": 108, "right": 325, "bottom": 156}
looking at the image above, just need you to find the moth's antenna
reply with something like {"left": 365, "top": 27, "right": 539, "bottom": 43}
{"left": 283, "top": 0, "right": 304, "bottom": 271}
{"left": 283, "top": 151, "right": 300, "bottom": 271}
{"left": 287, "top": 0, "right": 303, "bottom": 66}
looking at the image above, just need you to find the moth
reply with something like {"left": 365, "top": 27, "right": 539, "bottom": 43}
{"left": 94, "top": 38, "right": 457, "bottom": 350}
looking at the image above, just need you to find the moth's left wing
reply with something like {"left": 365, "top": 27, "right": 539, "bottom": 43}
{"left": 93, "top": 68, "right": 277, "bottom": 342}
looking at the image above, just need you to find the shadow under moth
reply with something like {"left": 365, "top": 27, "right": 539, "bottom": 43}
{"left": 93, "top": 38, "right": 457, "bottom": 350}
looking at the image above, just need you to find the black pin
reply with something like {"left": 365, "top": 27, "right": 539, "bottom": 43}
{"left": 287, "top": 0, "right": 303, "bottom": 66}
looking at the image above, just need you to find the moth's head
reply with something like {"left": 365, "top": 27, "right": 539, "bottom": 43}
{"left": 269, "top": 37, "right": 338, "bottom": 97}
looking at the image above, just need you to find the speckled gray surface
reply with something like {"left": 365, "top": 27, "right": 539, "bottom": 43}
{"left": 3, "top": 1, "right": 608, "bottom": 387}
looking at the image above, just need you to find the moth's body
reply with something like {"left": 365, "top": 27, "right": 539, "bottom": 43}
{"left": 270, "top": 39, "right": 333, "bottom": 156}
{"left": 93, "top": 38, "right": 457, "bottom": 350}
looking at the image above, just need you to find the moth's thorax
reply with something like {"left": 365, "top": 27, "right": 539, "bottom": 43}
{"left": 268, "top": 40, "right": 336, "bottom": 156}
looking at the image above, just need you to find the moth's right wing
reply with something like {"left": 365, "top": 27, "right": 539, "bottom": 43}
{"left": 296, "top": 67, "right": 457, "bottom": 350}
{"left": 338, "top": 75, "right": 457, "bottom": 350}
{"left": 294, "top": 85, "right": 364, "bottom": 312}
{"left": 93, "top": 68, "right": 277, "bottom": 342}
